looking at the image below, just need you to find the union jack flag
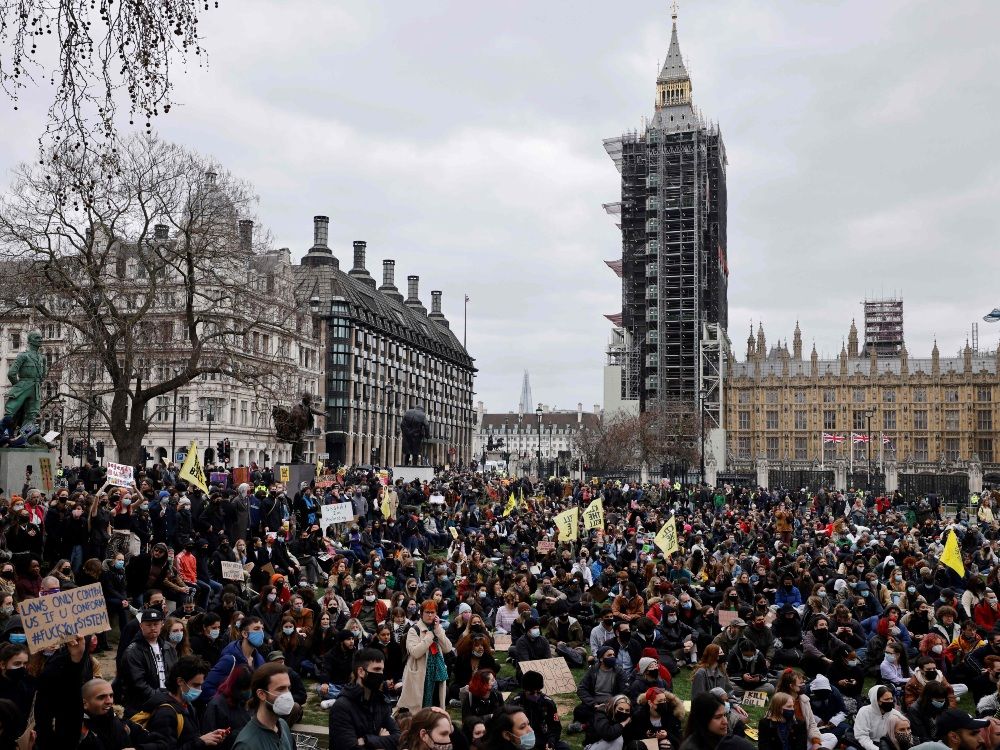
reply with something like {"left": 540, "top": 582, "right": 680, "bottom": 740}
{"left": 882, "top": 434, "right": 893, "bottom": 445}
{"left": 822, "top": 433, "right": 845, "bottom": 444}
{"left": 852, "top": 433, "right": 870, "bottom": 444}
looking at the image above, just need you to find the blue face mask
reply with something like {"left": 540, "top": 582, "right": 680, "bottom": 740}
{"left": 518, "top": 730, "right": 536, "bottom": 750}
{"left": 114, "top": 560, "right": 125, "bottom": 570}
{"left": 8, "top": 634, "right": 26, "bottom": 645}
{"left": 248, "top": 630, "right": 266, "bottom": 648}
{"left": 182, "top": 686, "right": 202, "bottom": 702}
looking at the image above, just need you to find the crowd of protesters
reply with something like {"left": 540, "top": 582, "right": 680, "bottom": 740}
{"left": 0, "top": 457, "right": 999, "bottom": 750}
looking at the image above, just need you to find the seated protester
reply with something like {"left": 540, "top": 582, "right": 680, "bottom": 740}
{"left": 774, "top": 667, "right": 837, "bottom": 750}
{"left": 875, "top": 711, "right": 913, "bottom": 750}
{"left": 460, "top": 668, "right": 504, "bottom": 723}
{"left": 638, "top": 646, "right": 675, "bottom": 689}
{"left": 880, "top": 641, "right": 912, "bottom": 690}
{"left": 854, "top": 685, "right": 905, "bottom": 750}
{"left": 726, "top": 638, "right": 774, "bottom": 695}
{"left": 804, "top": 675, "right": 850, "bottom": 744}
{"left": 675, "top": 590, "right": 712, "bottom": 653}
{"left": 932, "top": 606, "right": 961, "bottom": 644}
{"left": 142, "top": 655, "right": 228, "bottom": 750}
{"left": 906, "top": 680, "right": 951, "bottom": 744}
{"left": 973, "top": 589, "right": 1000, "bottom": 636}
{"left": 932, "top": 709, "right": 990, "bottom": 750}
{"left": 903, "top": 656, "right": 961, "bottom": 709}
{"left": 203, "top": 663, "right": 253, "bottom": 750}
{"left": 706, "top": 687, "right": 750, "bottom": 739}
{"left": 967, "top": 632, "right": 1000, "bottom": 701}
{"left": 274, "top": 617, "right": 308, "bottom": 675}
{"left": 583, "top": 694, "right": 631, "bottom": 750}
{"left": 352, "top": 587, "right": 389, "bottom": 635}
{"left": 774, "top": 573, "right": 804, "bottom": 613}
{"left": 828, "top": 646, "right": 865, "bottom": 704}
{"left": 711, "top": 618, "right": 747, "bottom": 656}
{"left": 328, "top": 648, "right": 400, "bottom": 749}
{"left": 944, "top": 618, "right": 985, "bottom": 687}
{"left": 201, "top": 616, "right": 267, "bottom": 702}
{"left": 571, "top": 645, "right": 629, "bottom": 732}
{"left": 770, "top": 603, "right": 804, "bottom": 668}
{"left": 626, "top": 656, "right": 669, "bottom": 702}
{"left": 450, "top": 633, "right": 499, "bottom": 700}
{"left": 801, "top": 614, "right": 848, "bottom": 678}
{"left": 508, "top": 670, "right": 566, "bottom": 750}
{"left": 589, "top": 610, "right": 617, "bottom": 657}
{"left": 187, "top": 613, "right": 225, "bottom": 667}
{"left": 690, "top": 645, "right": 735, "bottom": 700}
{"left": 861, "top": 606, "right": 912, "bottom": 650}
{"left": 901, "top": 598, "right": 935, "bottom": 639}
{"left": 975, "top": 655, "right": 1000, "bottom": 716}
{"left": 79, "top": 678, "right": 169, "bottom": 750}
{"left": 233, "top": 662, "right": 301, "bottom": 750}
{"left": 0, "top": 644, "right": 34, "bottom": 717}
{"left": 543, "top": 603, "right": 586, "bottom": 651}
{"left": 511, "top": 617, "right": 551, "bottom": 674}
{"left": 756, "top": 691, "right": 808, "bottom": 750}
{"left": 120, "top": 608, "right": 177, "bottom": 716}
{"left": 319, "top": 629, "right": 359, "bottom": 699}
{"left": 369, "top": 624, "right": 406, "bottom": 693}
{"left": 743, "top": 611, "right": 776, "bottom": 664}
{"left": 264, "top": 651, "right": 308, "bottom": 709}
{"left": 626, "top": 687, "right": 684, "bottom": 749}
{"left": 655, "top": 605, "right": 696, "bottom": 667}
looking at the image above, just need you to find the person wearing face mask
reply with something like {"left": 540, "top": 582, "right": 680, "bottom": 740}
{"left": 200, "top": 616, "right": 267, "bottom": 702}
{"left": 626, "top": 686, "right": 685, "bottom": 748}
{"left": 202, "top": 663, "right": 253, "bottom": 750}
{"left": 905, "top": 680, "right": 950, "bottom": 745}
{"left": 188, "top": 612, "right": 225, "bottom": 666}
{"left": 757, "top": 692, "right": 808, "bottom": 750}
{"left": 0, "top": 644, "right": 33, "bottom": 717}
{"left": 451, "top": 634, "right": 499, "bottom": 700}
{"left": 327, "top": 649, "right": 400, "bottom": 750}
{"left": 399, "top": 708, "right": 458, "bottom": 750}
{"left": 827, "top": 646, "right": 865, "bottom": 702}
{"left": 251, "top": 586, "right": 283, "bottom": 638}
{"left": 726, "top": 639, "right": 774, "bottom": 696}
{"left": 508, "top": 671, "right": 564, "bottom": 750}
{"left": 802, "top": 615, "right": 848, "bottom": 677}
{"left": 459, "top": 668, "right": 503, "bottom": 723}
{"left": 368, "top": 624, "right": 404, "bottom": 690}
{"left": 352, "top": 587, "right": 389, "bottom": 634}
{"left": 805, "top": 675, "right": 850, "bottom": 745}
{"left": 854, "top": 685, "right": 905, "bottom": 750}
{"left": 572, "top": 646, "right": 629, "bottom": 733}
{"left": 99, "top": 552, "right": 132, "bottom": 637}
{"left": 903, "top": 655, "right": 961, "bottom": 709}
{"left": 141, "top": 655, "right": 228, "bottom": 750}
{"left": 512, "top": 617, "right": 551, "bottom": 674}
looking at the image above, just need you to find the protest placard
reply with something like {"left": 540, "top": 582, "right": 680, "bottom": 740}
{"left": 321, "top": 502, "right": 354, "bottom": 527}
{"left": 315, "top": 479, "right": 334, "bottom": 489}
{"left": 210, "top": 472, "right": 228, "bottom": 487}
{"left": 536, "top": 541, "right": 555, "bottom": 554}
{"left": 18, "top": 582, "right": 110, "bottom": 654}
{"left": 717, "top": 609, "right": 738, "bottom": 627}
{"left": 106, "top": 462, "right": 134, "bottom": 488}
{"left": 38, "top": 457, "right": 53, "bottom": 491}
{"left": 493, "top": 633, "right": 512, "bottom": 652}
{"left": 279, "top": 466, "right": 290, "bottom": 483}
{"left": 220, "top": 562, "right": 245, "bottom": 581}
{"left": 741, "top": 690, "right": 769, "bottom": 707}
{"left": 448, "top": 527, "right": 459, "bottom": 539}
{"left": 516, "top": 658, "right": 577, "bottom": 695}
{"left": 233, "top": 467, "right": 250, "bottom": 486}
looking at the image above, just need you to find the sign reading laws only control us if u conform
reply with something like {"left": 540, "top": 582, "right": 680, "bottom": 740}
{"left": 17, "top": 582, "right": 110, "bottom": 654}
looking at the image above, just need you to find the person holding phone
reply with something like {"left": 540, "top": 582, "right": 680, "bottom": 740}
{"left": 399, "top": 601, "right": 453, "bottom": 713}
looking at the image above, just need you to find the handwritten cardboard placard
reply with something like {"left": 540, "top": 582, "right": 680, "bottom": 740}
{"left": 536, "top": 541, "right": 555, "bottom": 554}
{"left": 494, "top": 633, "right": 512, "bottom": 651}
{"left": 517, "top": 657, "right": 577, "bottom": 695}
{"left": 741, "top": 690, "right": 769, "bottom": 707}
{"left": 315, "top": 479, "right": 335, "bottom": 489}
{"left": 321, "top": 502, "right": 354, "bottom": 527}
{"left": 220, "top": 561, "right": 245, "bottom": 581}
{"left": 279, "top": 466, "right": 290, "bottom": 483}
{"left": 38, "top": 457, "right": 53, "bottom": 491}
{"left": 18, "top": 582, "right": 110, "bottom": 653}
{"left": 642, "top": 740, "right": 658, "bottom": 750}
{"left": 717, "top": 609, "right": 738, "bottom": 627}
{"left": 106, "top": 462, "right": 134, "bottom": 488}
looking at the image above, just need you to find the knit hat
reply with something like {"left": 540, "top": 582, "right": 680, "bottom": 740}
{"left": 638, "top": 657, "right": 658, "bottom": 673}
{"left": 457, "top": 602, "right": 472, "bottom": 615}
{"left": 811, "top": 674, "right": 831, "bottom": 692}
{"left": 337, "top": 629, "right": 356, "bottom": 641}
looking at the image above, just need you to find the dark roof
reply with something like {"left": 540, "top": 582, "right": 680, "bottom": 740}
{"left": 294, "top": 263, "right": 474, "bottom": 370}
{"left": 480, "top": 412, "right": 601, "bottom": 430}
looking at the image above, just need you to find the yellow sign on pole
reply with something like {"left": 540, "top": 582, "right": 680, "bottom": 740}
{"left": 279, "top": 466, "right": 290, "bottom": 483}
{"left": 554, "top": 507, "right": 579, "bottom": 542}
{"left": 179, "top": 441, "right": 208, "bottom": 493}
{"left": 654, "top": 516, "right": 679, "bottom": 556}
{"left": 583, "top": 498, "right": 604, "bottom": 530}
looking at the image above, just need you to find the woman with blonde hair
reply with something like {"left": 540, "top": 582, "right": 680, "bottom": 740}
{"left": 774, "top": 667, "right": 838, "bottom": 749}
{"left": 587, "top": 694, "right": 632, "bottom": 750}
{"left": 757, "top": 692, "right": 807, "bottom": 750}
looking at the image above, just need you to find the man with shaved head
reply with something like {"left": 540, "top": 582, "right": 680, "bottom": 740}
{"left": 80, "top": 678, "right": 167, "bottom": 750}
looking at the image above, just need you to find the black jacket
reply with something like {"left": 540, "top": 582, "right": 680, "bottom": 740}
{"left": 327, "top": 683, "right": 399, "bottom": 750}
{"left": 144, "top": 694, "right": 204, "bottom": 750}
{"left": 79, "top": 713, "right": 168, "bottom": 750}
{"left": 576, "top": 665, "right": 629, "bottom": 707}
{"left": 121, "top": 639, "right": 178, "bottom": 715}
{"left": 512, "top": 633, "right": 551, "bottom": 663}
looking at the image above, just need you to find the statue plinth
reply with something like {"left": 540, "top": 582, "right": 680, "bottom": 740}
{"left": 392, "top": 465, "right": 435, "bottom": 484}
{"left": 0, "top": 446, "right": 58, "bottom": 495}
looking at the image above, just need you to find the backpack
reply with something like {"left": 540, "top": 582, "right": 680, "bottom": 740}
{"left": 130, "top": 703, "right": 184, "bottom": 737}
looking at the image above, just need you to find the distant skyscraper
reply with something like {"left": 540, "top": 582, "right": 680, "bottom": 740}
{"left": 518, "top": 371, "right": 533, "bottom": 415}
{"left": 604, "top": 5, "right": 728, "bottom": 425}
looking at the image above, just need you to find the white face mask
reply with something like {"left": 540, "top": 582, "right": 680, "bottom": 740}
{"left": 267, "top": 690, "right": 295, "bottom": 716}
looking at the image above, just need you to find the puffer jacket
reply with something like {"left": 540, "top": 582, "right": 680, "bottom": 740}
{"left": 854, "top": 684, "right": 905, "bottom": 750}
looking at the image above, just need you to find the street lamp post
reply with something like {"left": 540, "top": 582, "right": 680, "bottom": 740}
{"left": 170, "top": 368, "right": 180, "bottom": 463}
{"left": 206, "top": 408, "right": 215, "bottom": 465}
{"left": 503, "top": 417, "right": 509, "bottom": 473}
{"left": 865, "top": 409, "right": 874, "bottom": 492}
{"left": 698, "top": 387, "right": 708, "bottom": 485}
{"left": 548, "top": 423, "right": 553, "bottom": 478}
{"left": 535, "top": 405, "right": 543, "bottom": 479}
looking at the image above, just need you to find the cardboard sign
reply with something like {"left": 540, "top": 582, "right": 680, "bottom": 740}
{"left": 642, "top": 740, "right": 659, "bottom": 750}
{"left": 18, "top": 582, "right": 110, "bottom": 653}
{"left": 448, "top": 527, "right": 459, "bottom": 539}
{"left": 494, "top": 633, "right": 512, "bottom": 651}
{"left": 38, "top": 457, "right": 53, "bottom": 491}
{"left": 315, "top": 479, "right": 334, "bottom": 489}
{"left": 220, "top": 561, "right": 245, "bottom": 581}
{"left": 516, "top": 657, "right": 577, "bottom": 695}
{"left": 536, "top": 541, "right": 555, "bottom": 554}
{"left": 233, "top": 467, "right": 250, "bottom": 486}
{"left": 741, "top": 690, "right": 769, "bottom": 707}
{"left": 106, "top": 462, "right": 134, "bottom": 488}
{"left": 717, "top": 609, "right": 738, "bottom": 627}
{"left": 279, "top": 466, "right": 290, "bottom": 483}
{"left": 321, "top": 502, "right": 354, "bottom": 527}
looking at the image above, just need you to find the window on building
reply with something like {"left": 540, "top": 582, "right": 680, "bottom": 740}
{"left": 765, "top": 390, "right": 778, "bottom": 404}
{"left": 766, "top": 437, "right": 779, "bottom": 459}
{"left": 945, "top": 409, "right": 960, "bottom": 431}
{"left": 914, "top": 438, "right": 929, "bottom": 461}
{"left": 737, "top": 436, "right": 751, "bottom": 459}
{"left": 853, "top": 442, "right": 866, "bottom": 462}
{"left": 853, "top": 411, "right": 867, "bottom": 431}
{"left": 794, "top": 410, "right": 807, "bottom": 430}
{"left": 978, "top": 438, "right": 994, "bottom": 462}
{"left": 823, "top": 442, "right": 838, "bottom": 463}
{"left": 977, "top": 386, "right": 992, "bottom": 402}
{"left": 9, "top": 332, "right": 19, "bottom": 350}
{"left": 794, "top": 437, "right": 808, "bottom": 460}
{"left": 794, "top": 390, "right": 806, "bottom": 404}
{"left": 823, "top": 389, "right": 836, "bottom": 404}
{"left": 883, "top": 388, "right": 896, "bottom": 403}
{"left": 945, "top": 438, "right": 960, "bottom": 461}
{"left": 914, "top": 410, "right": 928, "bottom": 430}
{"left": 978, "top": 410, "right": 993, "bottom": 431}
{"left": 945, "top": 388, "right": 959, "bottom": 403}
{"left": 823, "top": 410, "right": 837, "bottom": 430}
{"left": 766, "top": 410, "right": 778, "bottom": 430}
{"left": 738, "top": 391, "right": 750, "bottom": 404}
{"left": 883, "top": 410, "right": 896, "bottom": 430}
{"left": 913, "top": 387, "right": 927, "bottom": 403}
{"left": 853, "top": 388, "right": 865, "bottom": 403}
{"left": 738, "top": 411, "right": 750, "bottom": 430}
{"left": 178, "top": 396, "right": 190, "bottom": 422}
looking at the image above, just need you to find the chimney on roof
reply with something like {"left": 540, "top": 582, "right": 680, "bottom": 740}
{"left": 302, "top": 215, "right": 337, "bottom": 268}
{"left": 379, "top": 259, "right": 403, "bottom": 301}
{"left": 348, "top": 240, "right": 376, "bottom": 288}
{"left": 428, "top": 290, "right": 449, "bottom": 327}
{"left": 593, "top": 404, "right": 600, "bottom": 415}
{"left": 405, "top": 275, "right": 427, "bottom": 314}
{"left": 154, "top": 224, "right": 169, "bottom": 240}
{"left": 238, "top": 220, "right": 253, "bottom": 253}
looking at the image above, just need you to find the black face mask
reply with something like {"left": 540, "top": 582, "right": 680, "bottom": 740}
{"left": 879, "top": 701, "right": 894, "bottom": 714}
{"left": 362, "top": 670, "right": 385, "bottom": 691}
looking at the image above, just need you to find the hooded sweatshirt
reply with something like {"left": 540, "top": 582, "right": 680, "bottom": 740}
{"left": 854, "top": 684, "right": 904, "bottom": 750}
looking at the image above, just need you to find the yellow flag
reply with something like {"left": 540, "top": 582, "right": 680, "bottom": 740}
{"left": 940, "top": 528, "right": 965, "bottom": 577}
{"left": 519, "top": 487, "right": 527, "bottom": 509}
{"left": 503, "top": 493, "right": 517, "bottom": 517}
{"left": 654, "top": 516, "right": 679, "bottom": 556}
{"left": 554, "top": 507, "right": 579, "bottom": 542}
{"left": 381, "top": 494, "right": 392, "bottom": 519}
{"left": 583, "top": 498, "right": 604, "bottom": 531}
{"left": 179, "top": 441, "right": 208, "bottom": 493}
{"left": 315, "top": 457, "right": 323, "bottom": 477}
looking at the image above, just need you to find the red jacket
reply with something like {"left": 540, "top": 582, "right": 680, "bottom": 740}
{"left": 974, "top": 600, "right": 1000, "bottom": 634}
{"left": 350, "top": 598, "right": 388, "bottom": 625}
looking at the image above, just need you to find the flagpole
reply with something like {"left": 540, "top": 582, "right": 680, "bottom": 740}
{"left": 879, "top": 432, "right": 884, "bottom": 474}
{"left": 849, "top": 433, "right": 854, "bottom": 476}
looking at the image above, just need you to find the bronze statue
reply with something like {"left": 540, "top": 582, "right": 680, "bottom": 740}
{"left": 399, "top": 405, "right": 429, "bottom": 466}
{"left": 3, "top": 331, "right": 46, "bottom": 431}
{"left": 272, "top": 393, "right": 324, "bottom": 463}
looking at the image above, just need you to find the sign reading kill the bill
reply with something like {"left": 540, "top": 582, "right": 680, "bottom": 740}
{"left": 18, "top": 583, "right": 110, "bottom": 653}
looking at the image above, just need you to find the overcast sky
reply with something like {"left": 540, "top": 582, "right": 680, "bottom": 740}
{"left": 1, "top": 0, "right": 998, "bottom": 413}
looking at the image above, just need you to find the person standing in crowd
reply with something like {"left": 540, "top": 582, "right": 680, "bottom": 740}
{"left": 400, "top": 602, "right": 453, "bottom": 713}
{"left": 232, "top": 662, "right": 297, "bottom": 750}
{"left": 328, "top": 648, "right": 400, "bottom": 749}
